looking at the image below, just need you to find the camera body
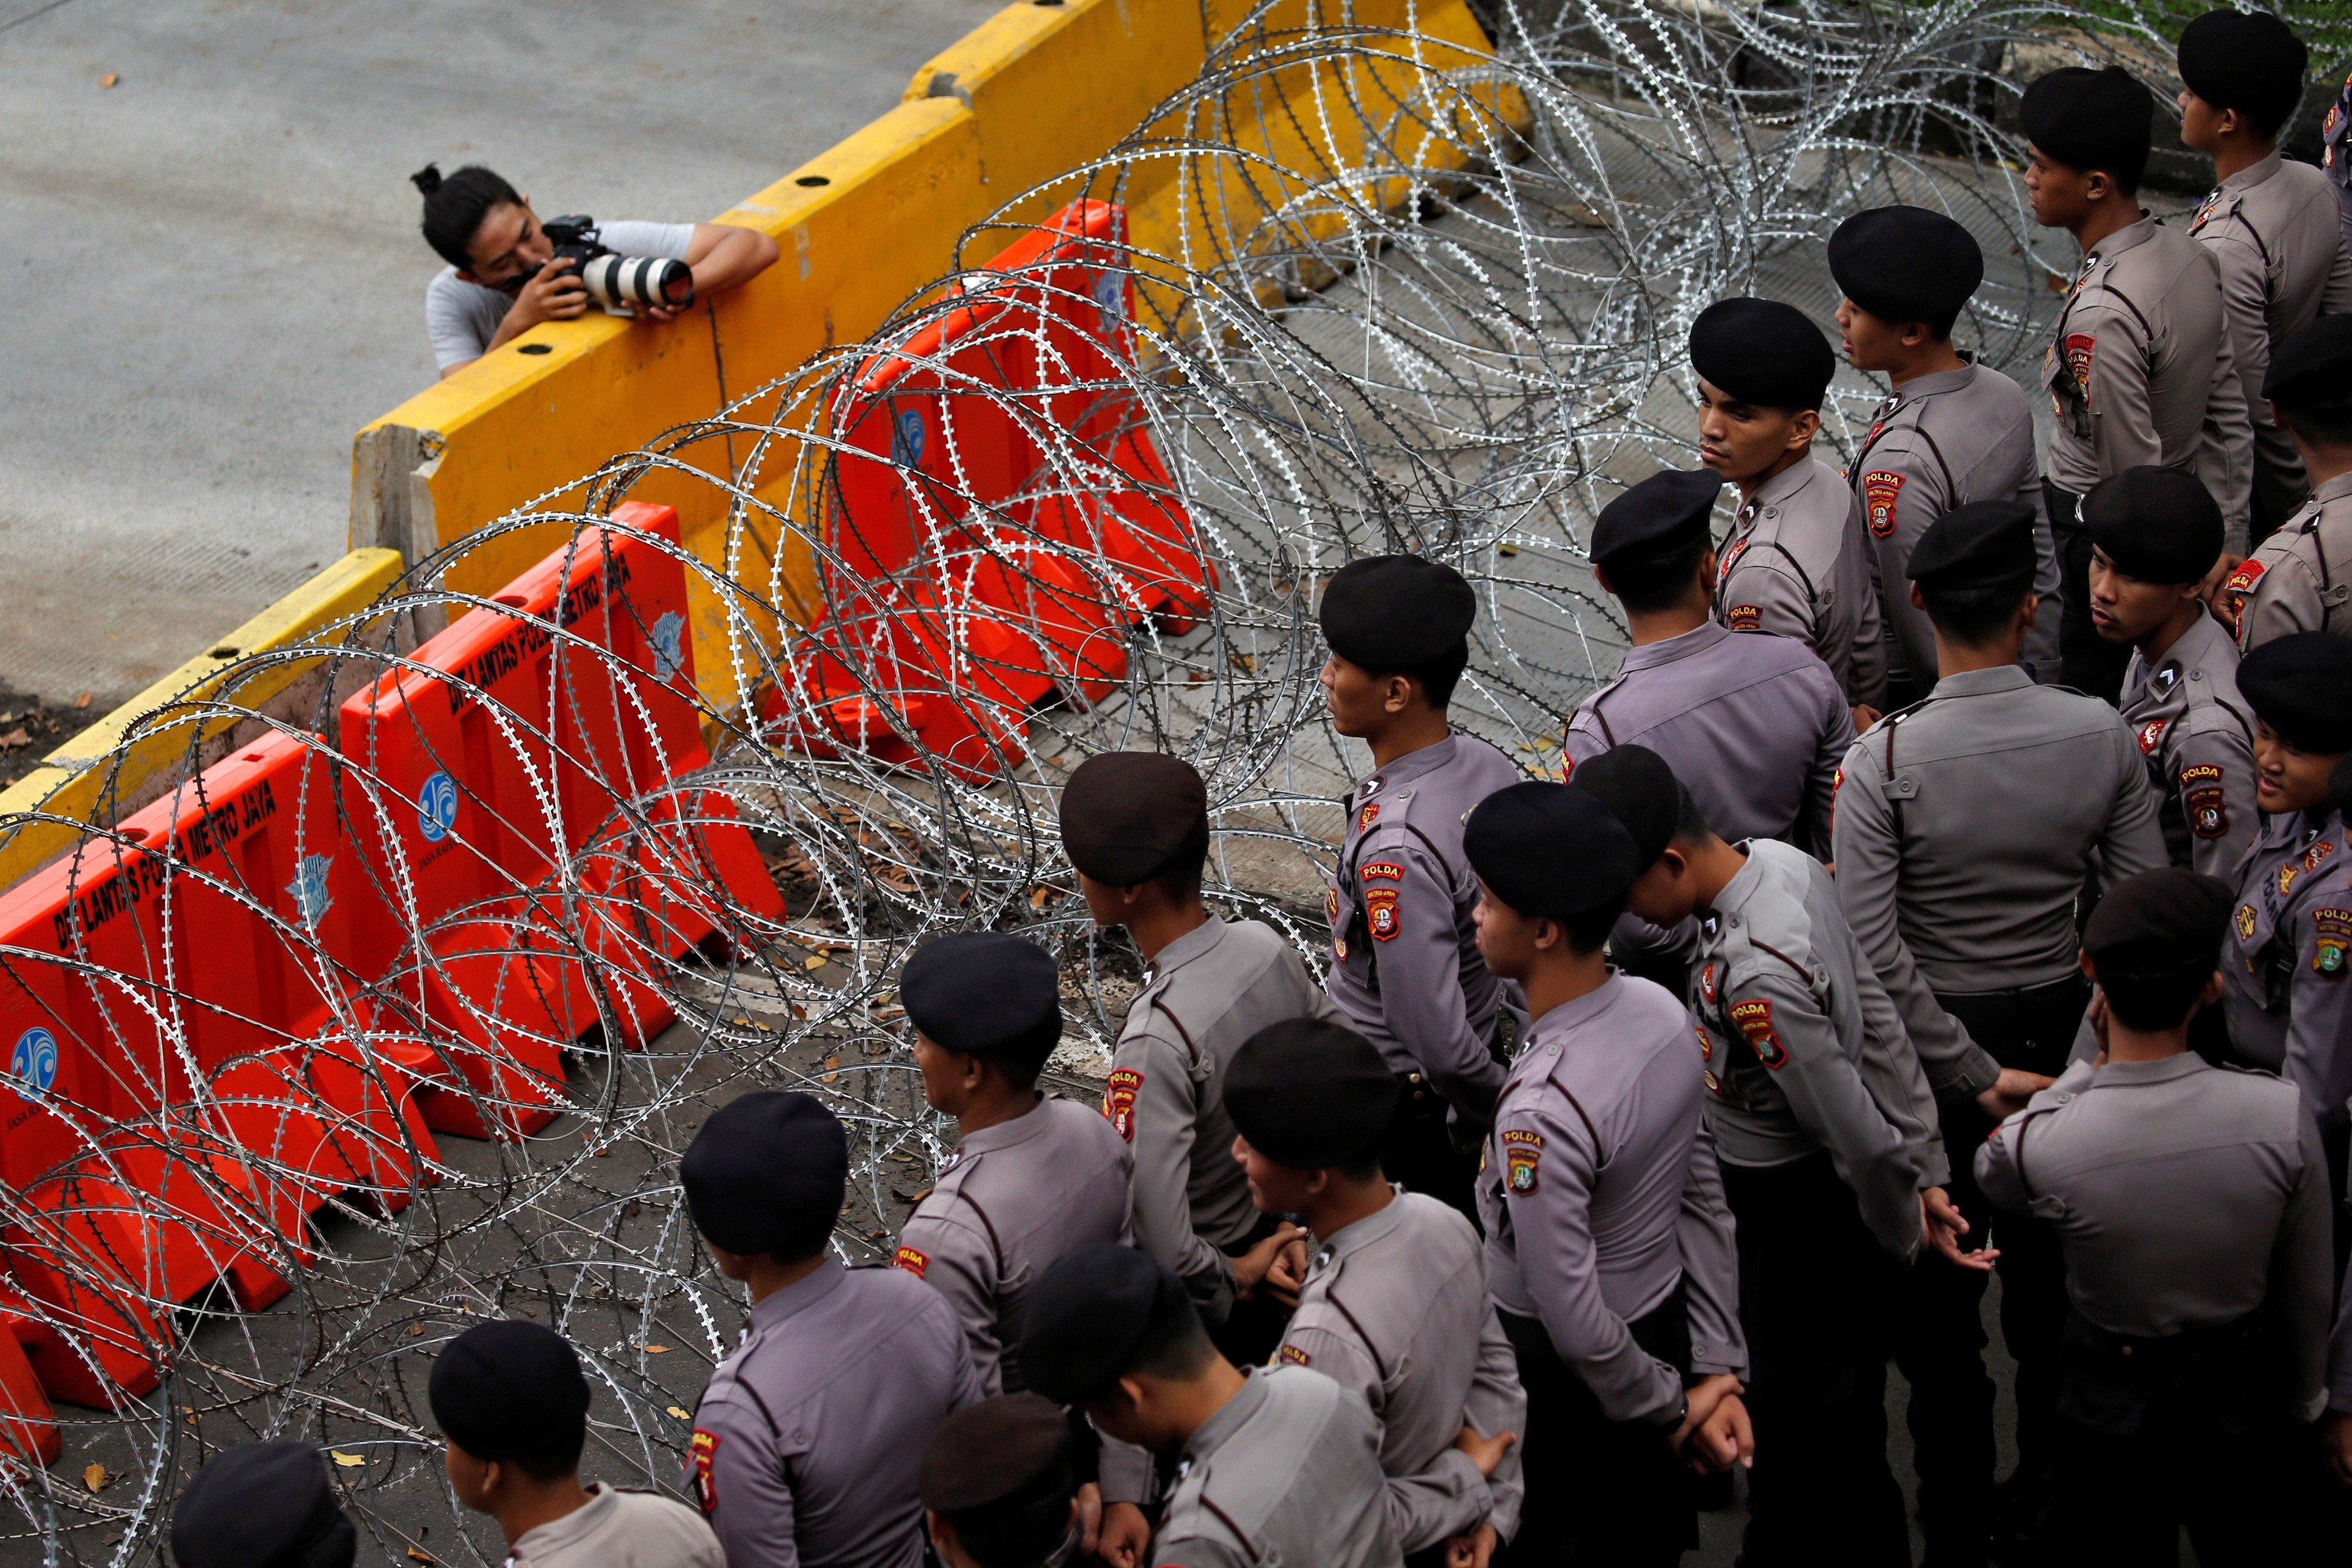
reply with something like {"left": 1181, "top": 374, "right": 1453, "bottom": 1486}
{"left": 540, "top": 215, "right": 696, "bottom": 315}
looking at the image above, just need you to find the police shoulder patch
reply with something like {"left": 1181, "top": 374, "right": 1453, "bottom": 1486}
{"left": 2064, "top": 332, "right": 2095, "bottom": 397}
{"left": 1502, "top": 1127, "right": 1542, "bottom": 1194}
{"left": 1724, "top": 604, "right": 1763, "bottom": 633}
{"left": 689, "top": 1429, "right": 721, "bottom": 1514}
{"left": 1861, "top": 470, "right": 1904, "bottom": 539}
{"left": 1278, "top": 1343, "right": 1312, "bottom": 1368}
{"left": 1365, "top": 887, "right": 1401, "bottom": 941}
{"left": 893, "top": 1246, "right": 929, "bottom": 1279}
{"left": 1360, "top": 861, "right": 1405, "bottom": 882}
{"left": 2315, "top": 908, "right": 2352, "bottom": 978}
{"left": 1104, "top": 1069, "right": 1142, "bottom": 1142}
{"left": 1727, "top": 997, "right": 1788, "bottom": 1068}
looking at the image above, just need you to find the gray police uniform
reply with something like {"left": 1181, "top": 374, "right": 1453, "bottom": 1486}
{"left": 1976, "top": 1054, "right": 2334, "bottom": 1559}
{"left": 1690, "top": 835, "right": 1940, "bottom": 1565}
{"left": 1833, "top": 662, "right": 2167, "bottom": 1528}
{"left": 1562, "top": 620, "right": 1851, "bottom": 858}
{"left": 1154, "top": 1363, "right": 1404, "bottom": 1568}
{"left": 2330, "top": 66, "right": 2352, "bottom": 258}
{"left": 1275, "top": 1191, "right": 1527, "bottom": 1556}
{"left": 1845, "top": 360, "right": 2063, "bottom": 690}
{"left": 2229, "top": 469, "right": 2352, "bottom": 650}
{"left": 1327, "top": 732, "right": 1525, "bottom": 1215}
{"left": 2117, "top": 610, "right": 2259, "bottom": 880}
{"left": 2043, "top": 213, "right": 2253, "bottom": 551}
{"left": 687, "top": 1260, "right": 980, "bottom": 1568}
{"left": 2189, "top": 152, "right": 2352, "bottom": 531}
{"left": 1479, "top": 975, "right": 1746, "bottom": 1562}
{"left": 893, "top": 1094, "right": 1134, "bottom": 1395}
{"left": 505, "top": 1483, "right": 725, "bottom": 1568}
{"left": 2224, "top": 805, "right": 2352, "bottom": 1130}
{"left": 1108, "top": 915, "right": 1334, "bottom": 1326}
{"left": 1714, "top": 454, "right": 1888, "bottom": 708}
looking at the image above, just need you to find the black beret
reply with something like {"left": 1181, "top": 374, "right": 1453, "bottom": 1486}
{"left": 1590, "top": 469, "right": 1721, "bottom": 574}
{"left": 2238, "top": 631, "right": 2352, "bottom": 754}
{"left": 1017, "top": 1243, "right": 1194, "bottom": 1404}
{"left": 1463, "top": 781, "right": 1642, "bottom": 920}
{"left": 920, "top": 1392, "right": 1071, "bottom": 1513}
{"left": 1058, "top": 752, "right": 1208, "bottom": 885}
{"left": 172, "top": 1442, "right": 356, "bottom": 1568}
{"left": 2082, "top": 867, "right": 2236, "bottom": 977}
{"left": 1828, "top": 206, "right": 1984, "bottom": 331}
{"left": 2262, "top": 313, "right": 2352, "bottom": 410}
{"left": 1318, "top": 555, "right": 1477, "bottom": 672}
{"left": 1906, "top": 500, "right": 2038, "bottom": 590}
{"left": 1224, "top": 1018, "right": 1398, "bottom": 1169}
{"left": 2020, "top": 66, "right": 2154, "bottom": 186}
{"left": 428, "top": 1319, "right": 590, "bottom": 1463}
{"left": 680, "top": 1090, "right": 847, "bottom": 1255}
{"left": 2083, "top": 467, "right": 2223, "bottom": 586}
{"left": 901, "top": 933, "right": 1061, "bottom": 1066}
{"left": 1689, "top": 297, "right": 1836, "bottom": 411}
{"left": 2177, "top": 9, "right": 2307, "bottom": 124}
{"left": 1564, "top": 744, "right": 1683, "bottom": 867}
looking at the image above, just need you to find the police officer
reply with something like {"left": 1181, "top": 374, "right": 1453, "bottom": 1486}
{"left": 1318, "top": 556, "right": 1524, "bottom": 1223}
{"left": 2226, "top": 314, "right": 2352, "bottom": 647}
{"left": 1691, "top": 297, "right": 1889, "bottom": 717}
{"left": 1228, "top": 1018, "right": 1527, "bottom": 1567}
{"left": 681, "top": 1091, "right": 980, "bottom": 1568}
{"left": 1063, "top": 751, "right": 1330, "bottom": 1362}
{"left": 2086, "top": 466, "right": 2260, "bottom": 880}
{"left": 1579, "top": 744, "right": 1940, "bottom": 1567}
{"left": 1020, "top": 1243, "right": 1403, "bottom": 1568}
{"left": 1563, "top": 467, "right": 1852, "bottom": 861}
{"left": 1979, "top": 868, "right": 2335, "bottom": 1563}
{"left": 1829, "top": 204, "right": 2063, "bottom": 699}
{"left": 2179, "top": 8, "right": 2352, "bottom": 542}
{"left": 430, "top": 1319, "right": 724, "bottom": 1568}
{"left": 893, "top": 932, "right": 1134, "bottom": 1392}
{"left": 2223, "top": 633, "right": 2352, "bottom": 1220}
{"left": 2025, "top": 63, "right": 2254, "bottom": 700}
{"left": 2329, "top": 751, "right": 2352, "bottom": 1498}
{"left": 1464, "top": 781, "right": 1750, "bottom": 1564}
{"left": 1833, "top": 499, "right": 2167, "bottom": 1560}
{"left": 920, "top": 1394, "right": 1082, "bottom": 1568}
{"left": 171, "top": 1442, "right": 357, "bottom": 1568}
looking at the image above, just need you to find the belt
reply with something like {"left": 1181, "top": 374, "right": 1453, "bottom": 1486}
{"left": 2064, "top": 1308, "right": 2264, "bottom": 1372}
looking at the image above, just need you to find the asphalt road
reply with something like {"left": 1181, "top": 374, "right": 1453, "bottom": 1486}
{"left": 0, "top": 0, "right": 1000, "bottom": 708}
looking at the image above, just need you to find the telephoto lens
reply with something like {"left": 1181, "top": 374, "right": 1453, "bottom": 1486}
{"left": 579, "top": 253, "right": 694, "bottom": 313}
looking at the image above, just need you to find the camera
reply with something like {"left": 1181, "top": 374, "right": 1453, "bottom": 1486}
{"left": 539, "top": 215, "right": 695, "bottom": 314}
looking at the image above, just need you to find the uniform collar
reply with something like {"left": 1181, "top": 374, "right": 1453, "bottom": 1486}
{"left": 1739, "top": 453, "right": 1821, "bottom": 518}
{"left": 1884, "top": 363, "right": 1977, "bottom": 404}
{"left": 509, "top": 1482, "right": 620, "bottom": 1560}
{"left": 955, "top": 1092, "right": 1055, "bottom": 1158}
{"left": 1706, "top": 842, "right": 1768, "bottom": 924}
{"left": 1927, "top": 663, "right": 2034, "bottom": 699}
{"left": 1619, "top": 618, "right": 1732, "bottom": 673}
{"left": 1527, "top": 974, "right": 1625, "bottom": 1041}
{"left": 2156, "top": 609, "right": 2234, "bottom": 678}
{"left": 2086, "top": 213, "right": 2159, "bottom": 268}
{"left": 1143, "top": 914, "right": 1229, "bottom": 986}
{"left": 1184, "top": 1365, "right": 1271, "bottom": 1466}
{"left": 1357, "top": 733, "right": 1459, "bottom": 800}
{"left": 2089, "top": 1052, "right": 2209, "bottom": 1086}
{"left": 747, "top": 1257, "right": 848, "bottom": 1332}
{"left": 1312, "top": 1188, "right": 1408, "bottom": 1259}
{"left": 2220, "top": 152, "right": 2283, "bottom": 194}
{"left": 2311, "top": 470, "right": 2352, "bottom": 509}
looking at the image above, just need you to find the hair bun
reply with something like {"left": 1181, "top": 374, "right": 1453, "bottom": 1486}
{"left": 409, "top": 163, "right": 443, "bottom": 196}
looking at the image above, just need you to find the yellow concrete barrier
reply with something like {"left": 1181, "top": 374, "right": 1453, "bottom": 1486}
{"left": 0, "top": 550, "right": 409, "bottom": 890}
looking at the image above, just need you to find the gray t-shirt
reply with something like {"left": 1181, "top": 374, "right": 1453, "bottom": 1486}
{"left": 507, "top": 1482, "right": 724, "bottom": 1568}
{"left": 425, "top": 218, "right": 694, "bottom": 370}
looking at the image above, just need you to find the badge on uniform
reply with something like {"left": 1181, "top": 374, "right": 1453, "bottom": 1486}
{"left": 1698, "top": 961, "right": 1718, "bottom": 1005}
{"left": 2280, "top": 864, "right": 2300, "bottom": 898}
{"left": 1718, "top": 536, "right": 1749, "bottom": 580}
{"left": 1724, "top": 604, "right": 1763, "bottom": 632}
{"left": 2316, "top": 910, "right": 2352, "bottom": 978}
{"left": 1703, "top": 1069, "right": 1722, "bottom": 1096}
{"left": 689, "top": 1429, "right": 721, "bottom": 1514}
{"left": 2303, "top": 840, "right": 2336, "bottom": 875}
{"left": 1361, "top": 861, "right": 1404, "bottom": 882}
{"left": 2137, "top": 718, "right": 2168, "bottom": 755}
{"left": 2179, "top": 764, "right": 2227, "bottom": 839}
{"left": 2150, "top": 664, "right": 2180, "bottom": 696}
{"left": 1861, "top": 471, "right": 1904, "bottom": 539}
{"left": 1358, "top": 803, "right": 1381, "bottom": 834}
{"left": 2064, "top": 333, "right": 2095, "bottom": 399}
{"left": 2237, "top": 903, "right": 2260, "bottom": 942}
{"left": 1502, "top": 1128, "right": 1542, "bottom": 1194}
{"left": 2223, "top": 559, "right": 2267, "bottom": 633}
{"left": 893, "top": 1246, "right": 930, "bottom": 1279}
{"left": 1334, "top": 937, "right": 1349, "bottom": 961}
{"left": 1104, "top": 1069, "right": 1143, "bottom": 1142}
{"left": 1326, "top": 886, "right": 1341, "bottom": 926}
{"left": 1728, "top": 998, "right": 1788, "bottom": 1068}
{"left": 1365, "top": 887, "right": 1401, "bottom": 941}
{"left": 1278, "top": 1344, "right": 1312, "bottom": 1368}
{"left": 1695, "top": 1022, "right": 1713, "bottom": 1063}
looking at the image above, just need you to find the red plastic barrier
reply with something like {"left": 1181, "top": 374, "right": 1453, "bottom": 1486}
{"left": 339, "top": 502, "right": 781, "bottom": 1135}
{"left": 763, "top": 202, "right": 1215, "bottom": 781}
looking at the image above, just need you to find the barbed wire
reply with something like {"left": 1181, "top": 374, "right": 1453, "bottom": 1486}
{"left": 0, "top": 4, "right": 2336, "bottom": 1560}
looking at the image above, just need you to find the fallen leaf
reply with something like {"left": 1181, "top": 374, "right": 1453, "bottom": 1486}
{"left": 1028, "top": 886, "right": 1053, "bottom": 909}
{"left": 639, "top": 1343, "right": 670, "bottom": 1354}
{"left": 409, "top": 1322, "right": 425, "bottom": 1336}
{"left": 73, "top": 692, "right": 91, "bottom": 708}
{"left": 667, "top": 1405, "right": 692, "bottom": 1419}
{"left": 331, "top": 1451, "right": 367, "bottom": 1467}
{"left": 803, "top": 955, "right": 826, "bottom": 971}
{"left": 408, "top": 1550, "right": 437, "bottom": 1564}
{"left": 99, "top": 72, "right": 119, "bottom": 88}
{"left": 82, "top": 1462, "right": 109, "bottom": 1493}
{"left": 1497, "top": 543, "right": 1519, "bottom": 557}
{"left": 0, "top": 730, "right": 29, "bottom": 750}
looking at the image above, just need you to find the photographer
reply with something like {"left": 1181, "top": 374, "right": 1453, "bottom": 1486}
{"left": 412, "top": 163, "right": 777, "bottom": 377}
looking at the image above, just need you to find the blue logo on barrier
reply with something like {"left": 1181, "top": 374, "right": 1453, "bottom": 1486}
{"left": 417, "top": 771, "right": 459, "bottom": 843}
{"left": 10, "top": 1028, "right": 56, "bottom": 1100}
{"left": 1094, "top": 268, "right": 1128, "bottom": 320}
{"left": 650, "top": 611, "right": 686, "bottom": 684}
{"left": 891, "top": 407, "right": 926, "bottom": 468}
{"left": 289, "top": 854, "right": 335, "bottom": 927}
